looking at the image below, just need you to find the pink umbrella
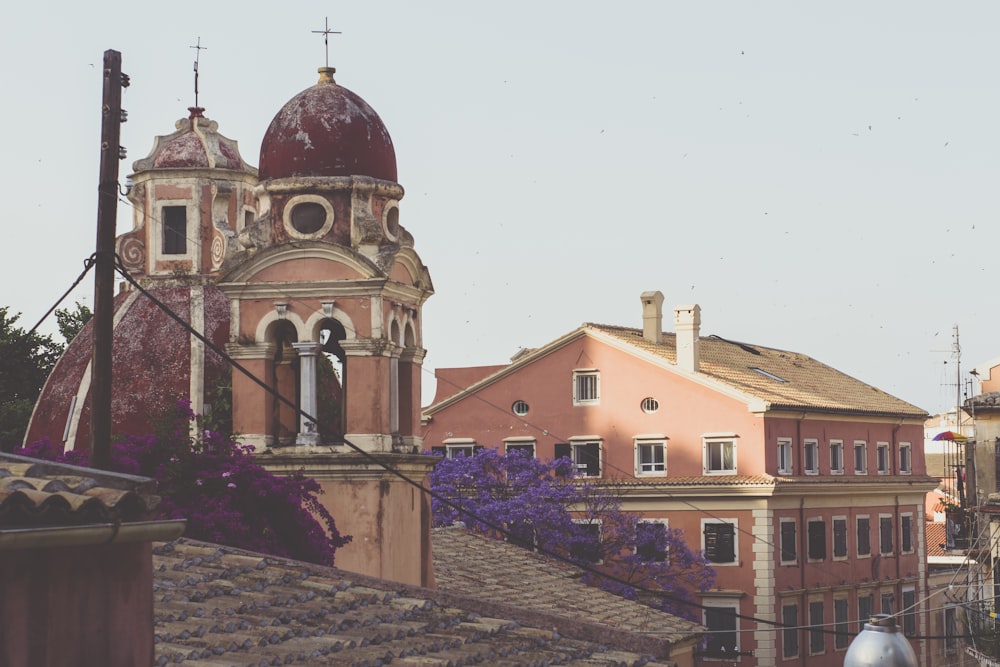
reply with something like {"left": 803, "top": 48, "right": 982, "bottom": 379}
{"left": 932, "top": 430, "right": 968, "bottom": 441}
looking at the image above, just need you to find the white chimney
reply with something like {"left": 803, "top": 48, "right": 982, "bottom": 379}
{"left": 640, "top": 291, "right": 664, "bottom": 344}
{"left": 674, "top": 304, "right": 701, "bottom": 372}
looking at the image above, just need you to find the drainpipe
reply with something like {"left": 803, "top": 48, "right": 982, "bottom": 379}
{"left": 0, "top": 519, "right": 186, "bottom": 551}
{"left": 797, "top": 414, "right": 807, "bottom": 667}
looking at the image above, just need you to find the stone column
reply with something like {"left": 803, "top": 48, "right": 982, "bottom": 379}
{"left": 292, "top": 342, "right": 322, "bottom": 445}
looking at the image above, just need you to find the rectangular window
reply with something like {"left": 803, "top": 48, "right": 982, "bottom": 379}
{"left": 945, "top": 606, "right": 957, "bottom": 650}
{"left": 902, "top": 588, "right": 916, "bottom": 637}
{"left": 163, "top": 205, "right": 188, "bottom": 255}
{"left": 877, "top": 442, "right": 890, "bottom": 474}
{"left": 635, "top": 438, "right": 666, "bottom": 475}
{"left": 858, "top": 593, "right": 874, "bottom": 633}
{"left": 899, "top": 442, "right": 912, "bottom": 474}
{"left": 804, "top": 439, "right": 819, "bottom": 475}
{"left": 901, "top": 514, "right": 913, "bottom": 553}
{"left": 504, "top": 439, "right": 536, "bottom": 458}
{"left": 782, "top": 603, "right": 799, "bottom": 659}
{"left": 809, "top": 600, "right": 825, "bottom": 655}
{"left": 704, "top": 437, "right": 737, "bottom": 475}
{"left": 703, "top": 520, "right": 737, "bottom": 564}
{"left": 833, "top": 517, "right": 848, "bottom": 559}
{"left": 554, "top": 441, "right": 602, "bottom": 478}
{"left": 879, "top": 515, "right": 894, "bottom": 555}
{"left": 881, "top": 591, "right": 894, "bottom": 615}
{"left": 857, "top": 516, "right": 871, "bottom": 557}
{"left": 570, "top": 520, "right": 602, "bottom": 563}
{"left": 780, "top": 519, "right": 797, "bottom": 564}
{"left": 808, "top": 519, "right": 826, "bottom": 561}
{"left": 704, "top": 605, "right": 739, "bottom": 658}
{"left": 830, "top": 440, "right": 844, "bottom": 474}
{"left": 834, "top": 598, "right": 850, "bottom": 649}
{"left": 572, "top": 369, "right": 600, "bottom": 405}
{"left": 431, "top": 440, "right": 483, "bottom": 459}
{"left": 777, "top": 437, "right": 793, "bottom": 475}
{"left": 636, "top": 519, "right": 669, "bottom": 563}
{"left": 854, "top": 441, "right": 868, "bottom": 474}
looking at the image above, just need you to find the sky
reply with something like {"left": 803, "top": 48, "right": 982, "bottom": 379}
{"left": 1, "top": 2, "right": 997, "bottom": 416}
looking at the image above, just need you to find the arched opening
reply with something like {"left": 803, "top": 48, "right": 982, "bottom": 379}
{"left": 269, "top": 320, "right": 299, "bottom": 445}
{"left": 319, "top": 318, "right": 347, "bottom": 440}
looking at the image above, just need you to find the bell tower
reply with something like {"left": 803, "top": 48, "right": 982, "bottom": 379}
{"left": 217, "top": 61, "right": 435, "bottom": 586}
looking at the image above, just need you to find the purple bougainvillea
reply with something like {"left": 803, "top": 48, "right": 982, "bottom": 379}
{"left": 429, "top": 447, "right": 714, "bottom": 620}
{"left": 18, "top": 401, "right": 349, "bottom": 565}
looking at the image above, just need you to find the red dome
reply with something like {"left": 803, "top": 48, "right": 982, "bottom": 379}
{"left": 259, "top": 72, "right": 397, "bottom": 182}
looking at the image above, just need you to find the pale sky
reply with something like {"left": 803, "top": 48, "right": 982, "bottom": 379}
{"left": 2, "top": 2, "right": 996, "bottom": 416}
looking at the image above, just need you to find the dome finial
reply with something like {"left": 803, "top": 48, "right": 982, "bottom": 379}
{"left": 311, "top": 16, "right": 342, "bottom": 70}
{"left": 189, "top": 37, "right": 208, "bottom": 114}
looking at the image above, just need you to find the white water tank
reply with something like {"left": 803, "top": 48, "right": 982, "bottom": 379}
{"left": 843, "top": 614, "right": 917, "bottom": 667}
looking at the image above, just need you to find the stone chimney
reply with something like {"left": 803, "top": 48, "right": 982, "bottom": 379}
{"left": 640, "top": 291, "right": 665, "bottom": 344}
{"left": 674, "top": 304, "right": 701, "bottom": 372}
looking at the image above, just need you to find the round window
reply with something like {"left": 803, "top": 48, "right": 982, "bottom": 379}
{"left": 641, "top": 397, "right": 659, "bottom": 414}
{"left": 384, "top": 205, "right": 400, "bottom": 240}
{"left": 512, "top": 400, "right": 530, "bottom": 416}
{"left": 290, "top": 202, "right": 327, "bottom": 235}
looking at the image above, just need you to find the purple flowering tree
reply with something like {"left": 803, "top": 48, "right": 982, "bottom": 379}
{"left": 18, "top": 401, "right": 349, "bottom": 565}
{"left": 429, "top": 448, "right": 714, "bottom": 620}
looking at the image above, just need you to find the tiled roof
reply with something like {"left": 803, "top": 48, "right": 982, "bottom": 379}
{"left": 926, "top": 522, "right": 948, "bottom": 558}
{"left": 0, "top": 453, "right": 161, "bottom": 527}
{"left": 153, "top": 538, "right": 681, "bottom": 666}
{"left": 589, "top": 324, "right": 928, "bottom": 418}
{"left": 432, "top": 526, "right": 702, "bottom": 646}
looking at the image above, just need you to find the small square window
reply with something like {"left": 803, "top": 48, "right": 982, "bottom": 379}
{"left": 704, "top": 437, "right": 737, "bottom": 475}
{"left": 573, "top": 370, "right": 600, "bottom": 405}
{"left": 830, "top": 440, "right": 844, "bottom": 475}
{"left": 635, "top": 439, "right": 666, "bottom": 476}
{"left": 804, "top": 439, "right": 819, "bottom": 475}
{"left": 777, "top": 438, "right": 793, "bottom": 475}
{"left": 877, "top": 442, "right": 890, "bottom": 474}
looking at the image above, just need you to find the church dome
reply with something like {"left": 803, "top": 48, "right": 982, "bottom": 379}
{"left": 132, "top": 110, "right": 256, "bottom": 174}
{"left": 258, "top": 68, "right": 397, "bottom": 182}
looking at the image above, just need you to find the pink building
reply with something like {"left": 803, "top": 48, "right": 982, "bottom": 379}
{"left": 422, "top": 291, "right": 938, "bottom": 666}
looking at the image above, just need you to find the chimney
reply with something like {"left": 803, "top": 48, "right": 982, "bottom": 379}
{"left": 674, "top": 304, "right": 701, "bottom": 372}
{"left": 640, "top": 291, "right": 664, "bottom": 344}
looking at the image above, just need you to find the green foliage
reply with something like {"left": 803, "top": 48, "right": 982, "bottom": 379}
{"left": 0, "top": 308, "right": 63, "bottom": 451}
{"left": 55, "top": 301, "right": 92, "bottom": 344}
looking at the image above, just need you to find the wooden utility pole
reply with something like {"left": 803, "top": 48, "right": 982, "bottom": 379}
{"left": 90, "top": 49, "right": 127, "bottom": 469}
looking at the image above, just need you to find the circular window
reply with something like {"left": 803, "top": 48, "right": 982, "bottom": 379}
{"left": 512, "top": 400, "right": 530, "bottom": 416}
{"left": 290, "top": 202, "right": 327, "bottom": 234}
{"left": 641, "top": 397, "right": 660, "bottom": 414}
{"left": 383, "top": 203, "right": 400, "bottom": 241}
{"left": 283, "top": 195, "right": 334, "bottom": 239}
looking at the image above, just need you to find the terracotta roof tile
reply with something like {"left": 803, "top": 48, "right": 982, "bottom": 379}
{"left": 926, "top": 522, "right": 948, "bottom": 558}
{"left": 153, "top": 538, "right": 683, "bottom": 665}
{"left": 589, "top": 324, "right": 928, "bottom": 417}
{"left": 0, "top": 453, "right": 161, "bottom": 527}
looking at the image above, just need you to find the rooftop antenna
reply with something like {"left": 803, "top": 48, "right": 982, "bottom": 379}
{"left": 312, "top": 17, "right": 341, "bottom": 69}
{"left": 189, "top": 37, "right": 207, "bottom": 117}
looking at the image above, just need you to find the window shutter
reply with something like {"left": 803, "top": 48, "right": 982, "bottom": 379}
{"left": 833, "top": 519, "right": 847, "bottom": 558}
{"left": 880, "top": 518, "right": 893, "bottom": 554}
{"left": 780, "top": 522, "right": 797, "bottom": 562}
{"left": 554, "top": 444, "right": 571, "bottom": 461}
{"left": 705, "top": 523, "right": 735, "bottom": 563}
{"left": 431, "top": 446, "right": 446, "bottom": 456}
{"left": 580, "top": 442, "right": 601, "bottom": 477}
{"left": 808, "top": 521, "right": 826, "bottom": 560}
{"left": 473, "top": 445, "right": 485, "bottom": 454}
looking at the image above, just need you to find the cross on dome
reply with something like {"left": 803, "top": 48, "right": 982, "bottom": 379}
{"left": 312, "top": 17, "right": 342, "bottom": 69}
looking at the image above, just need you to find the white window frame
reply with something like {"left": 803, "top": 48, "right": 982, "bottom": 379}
{"left": 635, "top": 518, "right": 670, "bottom": 563}
{"left": 572, "top": 369, "right": 600, "bottom": 405}
{"left": 777, "top": 437, "right": 793, "bottom": 475}
{"left": 829, "top": 440, "right": 844, "bottom": 475}
{"left": 703, "top": 434, "right": 738, "bottom": 475}
{"left": 442, "top": 437, "right": 477, "bottom": 459}
{"left": 701, "top": 518, "right": 739, "bottom": 566}
{"left": 803, "top": 438, "right": 819, "bottom": 475}
{"left": 899, "top": 442, "right": 912, "bottom": 475}
{"left": 779, "top": 517, "right": 797, "bottom": 564}
{"left": 634, "top": 436, "right": 668, "bottom": 477}
{"left": 876, "top": 441, "right": 890, "bottom": 475}
{"left": 854, "top": 441, "right": 868, "bottom": 475}
{"left": 504, "top": 437, "right": 536, "bottom": 458}
{"left": 564, "top": 438, "right": 603, "bottom": 478}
